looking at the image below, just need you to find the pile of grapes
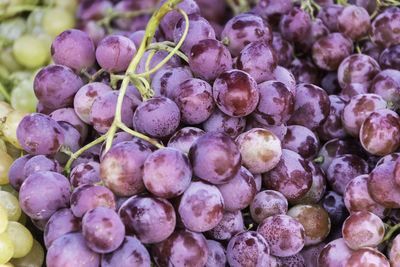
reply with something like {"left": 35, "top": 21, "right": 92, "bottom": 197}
{"left": 2, "top": 0, "right": 400, "bottom": 266}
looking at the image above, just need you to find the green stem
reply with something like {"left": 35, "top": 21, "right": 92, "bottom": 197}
{"left": 313, "top": 155, "right": 325, "bottom": 164}
{"left": 336, "top": 0, "right": 348, "bottom": 6}
{"left": 147, "top": 42, "right": 189, "bottom": 63}
{"left": 355, "top": 42, "right": 362, "bottom": 54}
{"left": 0, "top": 81, "right": 10, "bottom": 102}
{"left": 380, "top": 222, "right": 400, "bottom": 244}
{"left": 118, "top": 122, "right": 164, "bottom": 149}
{"left": 145, "top": 49, "right": 157, "bottom": 82}
{"left": 89, "top": 69, "right": 105, "bottom": 83}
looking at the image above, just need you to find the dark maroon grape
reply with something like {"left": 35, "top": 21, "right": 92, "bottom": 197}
{"left": 370, "top": 10, "right": 400, "bottom": 48}
{"left": 150, "top": 67, "right": 193, "bottom": 99}
{"left": 338, "top": 5, "right": 370, "bottom": 40}
{"left": 202, "top": 108, "right": 246, "bottom": 139}
{"left": 167, "top": 127, "right": 205, "bottom": 154}
{"left": 320, "top": 191, "right": 349, "bottom": 227}
{"left": 289, "top": 58, "right": 318, "bottom": 85}
{"left": 221, "top": 13, "right": 272, "bottom": 57}
{"left": 339, "top": 83, "right": 368, "bottom": 102}
{"left": 312, "top": 33, "right": 353, "bottom": 71}
{"left": 317, "top": 95, "right": 347, "bottom": 141}
{"left": 318, "top": 238, "right": 353, "bottom": 267}
{"left": 379, "top": 44, "right": 400, "bottom": 70}
{"left": 250, "top": 190, "right": 288, "bottom": 224}
{"left": 279, "top": 7, "right": 311, "bottom": 43}
{"left": 369, "top": 69, "right": 400, "bottom": 104}
{"left": 317, "top": 4, "right": 344, "bottom": 32}
{"left": 283, "top": 125, "right": 319, "bottom": 160}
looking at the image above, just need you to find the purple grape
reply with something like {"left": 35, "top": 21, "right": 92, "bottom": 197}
{"left": 202, "top": 108, "right": 246, "bottom": 139}
{"left": 189, "top": 39, "right": 232, "bottom": 80}
{"left": 282, "top": 125, "right": 319, "bottom": 160}
{"left": 70, "top": 161, "right": 101, "bottom": 188}
{"left": 221, "top": 13, "right": 272, "bottom": 57}
{"left": 338, "top": 5, "right": 370, "bottom": 40}
{"left": 289, "top": 58, "right": 319, "bottom": 85}
{"left": 206, "top": 210, "right": 244, "bottom": 241}
{"left": 51, "top": 29, "right": 95, "bottom": 72}
{"left": 133, "top": 96, "right": 180, "bottom": 138}
{"left": 36, "top": 101, "right": 56, "bottom": 115}
{"left": 379, "top": 44, "right": 400, "bottom": 70}
{"left": 317, "top": 95, "right": 347, "bottom": 141}
{"left": 205, "top": 240, "right": 226, "bottom": 267}
{"left": 196, "top": 0, "right": 226, "bottom": 23}
{"left": 235, "top": 128, "right": 282, "bottom": 174}
{"left": 46, "top": 232, "right": 100, "bottom": 267}
{"left": 150, "top": 66, "right": 193, "bottom": 99}
{"left": 189, "top": 132, "right": 241, "bottom": 184}
{"left": 226, "top": 231, "right": 271, "bottom": 267}
{"left": 339, "top": 83, "right": 369, "bottom": 102}
{"left": 213, "top": 69, "right": 259, "bottom": 117}
{"left": 317, "top": 4, "right": 344, "bottom": 32}
{"left": 236, "top": 41, "right": 277, "bottom": 83}
{"left": 128, "top": 30, "right": 153, "bottom": 48}
{"left": 44, "top": 208, "right": 81, "bottom": 248}
{"left": 143, "top": 147, "right": 192, "bottom": 198}
{"left": 34, "top": 65, "right": 83, "bottom": 109}
{"left": 297, "top": 18, "right": 329, "bottom": 54}
{"left": 152, "top": 229, "right": 208, "bottom": 267}
{"left": 376, "top": 152, "right": 400, "bottom": 166}
{"left": 273, "top": 65, "right": 297, "bottom": 93}
{"left": 49, "top": 107, "right": 88, "bottom": 144}
{"left": 76, "top": 20, "right": 106, "bottom": 47}
{"left": 278, "top": 254, "right": 306, "bottom": 267}
{"left": 178, "top": 181, "right": 224, "bottom": 232}
{"left": 312, "top": 33, "right": 353, "bottom": 71}
{"left": 101, "top": 236, "right": 151, "bottom": 267}
{"left": 346, "top": 247, "right": 390, "bottom": 267}
{"left": 55, "top": 122, "right": 81, "bottom": 164}
{"left": 76, "top": 0, "right": 113, "bottom": 21}
{"left": 8, "top": 155, "right": 32, "bottom": 191}
{"left": 74, "top": 82, "right": 112, "bottom": 124}
{"left": 95, "top": 35, "right": 136, "bottom": 72}
{"left": 250, "top": 190, "right": 288, "bottom": 224}
{"left": 173, "top": 13, "right": 216, "bottom": 55}
{"left": 319, "top": 191, "right": 349, "bottom": 227}
{"left": 300, "top": 242, "right": 326, "bottom": 267}
{"left": 98, "top": 132, "right": 134, "bottom": 161}
{"left": 136, "top": 50, "right": 182, "bottom": 79}
{"left": 369, "top": 69, "right": 400, "bottom": 104}
{"left": 271, "top": 33, "right": 293, "bottom": 67}
{"left": 113, "top": 0, "right": 158, "bottom": 30}
{"left": 19, "top": 171, "right": 71, "bottom": 220}
{"left": 89, "top": 90, "right": 136, "bottom": 134}
{"left": 321, "top": 71, "right": 341, "bottom": 95}
{"left": 253, "top": 0, "right": 293, "bottom": 23}
{"left": 370, "top": 10, "right": 400, "bottom": 48}
{"left": 23, "top": 155, "right": 61, "bottom": 178}
{"left": 70, "top": 184, "right": 117, "bottom": 218}
{"left": 167, "top": 127, "right": 205, "bottom": 154}
{"left": 317, "top": 238, "right": 353, "bottom": 267}
{"left": 361, "top": 40, "right": 382, "bottom": 62}
{"left": 174, "top": 78, "right": 215, "bottom": 124}
{"left": 279, "top": 7, "right": 311, "bottom": 43}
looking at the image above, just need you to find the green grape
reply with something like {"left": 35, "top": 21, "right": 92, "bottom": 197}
{"left": 0, "top": 151, "right": 13, "bottom": 185}
{"left": 5, "top": 222, "right": 33, "bottom": 258}
{"left": 42, "top": 8, "right": 74, "bottom": 37}
{"left": 0, "top": 232, "right": 13, "bottom": 264}
{"left": 0, "top": 262, "right": 14, "bottom": 267}
{"left": 10, "top": 239, "right": 44, "bottom": 267}
{"left": 1, "top": 109, "right": 29, "bottom": 149}
{"left": 0, "top": 139, "right": 6, "bottom": 152}
{"left": 26, "top": 10, "right": 43, "bottom": 30}
{"left": 11, "top": 80, "right": 37, "bottom": 113}
{"left": 0, "top": 204, "right": 8, "bottom": 234}
{"left": 0, "top": 47, "right": 23, "bottom": 73}
{"left": 0, "top": 18, "right": 26, "bottom": 43}
{"left": 43, "top": 0, "right": 78, "bottom": 13}
{"left": 0, "top": 184, "right": 18, "bottom": 199}
{"left": 12, "top": 35, "right": 48, "bottom": 69}
{"left": 0, "top": 191, "right": 21, "bottom": 222}
{"left": 36, "top": 32, "right": 52, "bottom": 53}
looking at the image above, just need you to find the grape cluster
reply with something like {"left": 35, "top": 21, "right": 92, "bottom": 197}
{"left": 3, "top": 0, "right": 400, "bottom": 266}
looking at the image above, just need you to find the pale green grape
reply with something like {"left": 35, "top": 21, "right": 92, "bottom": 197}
{"left": 26, "top": 10, "right": 44, "bottom": 32}
{"left": 42, "top": 8, "right": 75, "bottom": 37}
{"left": 0, "top": 191, "right": 21, "bottom": 222}
{"left": 0, "top": 18, "right": 26, "bottom": 42}
{"left": 12, "top": 35, "right": 48, "bottom": 69}
{"left": 1, "top": 109, "right": 29, "bottom": 149}
{"left": 0, "top": 101, "right": 14, "bottom": 130}
{"left": 0, "top": 47, "right": 23, "bottom": 73}
{"left": 8, "top": 71, "right": 31, "bottom": 84}
{"left": 6, "top": 222, "right": 33, "bottom": 258}
{"left": 0, "top": 232, "right": 13, "bottom": 264}
{"left": 10, "top": 239, "right": 44, "bottom": 267}
{"left": 11, "top": 80, "right": 37, "bottom": 113}
{"left": 0, "top": 262, "right": 14, "bottom": 266}
{"left": 0, "top": 139, "right": 6, "bottom": 152}
{"left": 0, "top": 151, "right": 13, "bottom": 185}
{"left": 0, "top": 204, "right": 8, "bottom": 234}
{"left": 43, "top": 0, "right": 78, "bottom": 13}
{"left": 8, "top": 0, "right": 39, "bottom": 6}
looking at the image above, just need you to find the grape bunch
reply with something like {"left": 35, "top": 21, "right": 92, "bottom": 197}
{"left": 5, "top": 0, "right": 400, "bottom": 266}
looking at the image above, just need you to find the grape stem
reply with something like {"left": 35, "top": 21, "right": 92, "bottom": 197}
{"left": 147, "top": 42, "right": 189, "bottom": 63}
{"left": 371, "top": 0, "right": 400, "bottom": 19}
{"left": 225, "top": 0, "right": 250, "bottom": 15}
{"left": 0, "top": 81, "right": 10, "bottom": 102}
{"left": 300, "top": 0, "right": 322, "bottom": 20}
{"left": 336, "top": 0, "right": 348, "bottom": 6}
{"left": 380, "top": 222, "right": 400, "bottom": 244}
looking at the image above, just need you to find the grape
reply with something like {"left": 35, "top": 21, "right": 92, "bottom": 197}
{"left": 150, "top": 67, "right": 193, "bottom": 99}
{"left": 44, "top": 208, "right": 81, "bottom": 248}
{"left": 77, "top": 20, "right": 106, "bottom": 47}
{"left": 368, "top": 161, "right": 400, "bottom": 208}
{"left": 0, "top": 140, "right": 5, "bottom": 153}
{"left": 369, "top": 69, "right": 400, "bottom": 104}
{"left": 167, "top": 127, "right": 205, "bottom": 154}
{"left": 10, "top": 79, "right": 38, "bottom": 113}
{"left": 377, "top": 152, "right": 400, "bottom": 166}
{"left": 337, "top": 54, "right": 381, "bottom": 90}
{"left": 379, "top": 44, "right": 400, "bottom": 70}
{"left": 0, "top": 232, "right": 14, "bottom": 264}
{"left": 46, "top": 232, "right": 100, "bottom": 267}
{"left": 0, "top": 151, "right": 13, "bottom": 185}
{"left": 95, "top": 35, "right": 136, "bottom": 72}
{"left": 279, "top": 7, "right": 311, "bottom": 43}
{"left": 370, "top": 10, "right": 400, "bottom": 48}
{"left": 55, "top": 122, "right": 82, "bottom": 164}
{"left": 2, "top": 109, "right": 28, "bottom": 149}
{"left": 0, "top": 102, "right": 13, "bottom": 127}
{"left": 101, "top": 236, "right": 151, "bottom": 267}
{"left": 36, "top": 101, "right": 56, "bottom": 115}
{"left": 253, "top": 80, "right": 294, "bottom": 126}
{"left": 19, "top": 171, "right": 70, "bottom": 220}
{"left": 360, "top": 109, "right": 400, "bottom": 155}
{"left": 341, "top": 93, "right": 387, "bottom": 137}
{"left": 273, "top": 66, "right": 297, "bottom": 94}
{"left": 317, "top": 95, "right": 347, "bottom": 141}
{"left": 271, "top": 33, "right": 293, "bottom": 67}
{"left": 317, "top": 4, "right": 344, "bottom": 32}
{"left": 263, "top": 149, "right": 312, "bottom": 201}
{"left": 250, "top": 190, "right": 288, "bottom": 224}
{"left": 221, "top": 13, "right": 272, "bottom": 57}
{"left": 10, "top": 239, "right": 44, "bottom": 267}
{"left": 318, "top": 238, "right": 353, "bottom": 267}
{"left": 320, "top": 191, "right": 349, "bottom": 227}
{"left": 311, "top": 33, "right": 353, "bottom": 71}
{"left": 70, "top": 184, "right": 116, "bottom": 218}
{"left": 143, "top": 148, "right": 191, "bottom": 198}
{"left": 12, "top": 35, "right": 49, "bottom": 69}
{"left": 283, "top": 125, "right": 319, "bottom": 160}
{"left": 42, "top": 8, "right": 75, "bottom": 37}
{"left": 178, "top": 181, "right": 223, "bottom": 232}
{"left": 174, "top": 13, "right": 216, "bottom": 55}
{"left": 202, "top": 108, "right": 246, "bottom": 139}
{"left": 133, "top": 96, "right": 180, "bottom": 138}
{"left": 236, "top": 41, "right": 277, "bottom": 83}
{"left": 346, "top": 247, "right": 390, "bottom": 267}
{"left": 213, "top": 69, "right": 259, "bottom": 117}
{"left": 297, "top": 18, "right": 329, "bottom": 54}
{"left": 205, "top": 240, "right": 226, "bottom": 267}
{"left": 253, "top": 0, "right": 293, "bottom": 22}
{"left": 287, "top": 204, "right": 331, "bottom": 246}
{"left": 321, "top": 71, "right": 341, "bottom": 95}
{"left": 152, "top": 229, "right": 208, "bottom": 267}
{"left": 0, "top": 17, "right": 26, "bottom": 42}
{"left": 128, "top": 30, "right": 152, "bottom": 48}
{"left": 23, "top": 155, "right": 61, "bottom": 179}
{"left": 361, "top": 40, "right": 382, "bottom": 62}
{"left": 136, "top": 50, "right": 182, "bottom": 79}
{"left": 235, "top": 128, "right": 282, "bottom": 174}
{"left": 188, "top": 132, "right": 241, "bottom": 184}
{"left": 257, "top": 214, "right": 305, "bottom": 257}
{"left": 8, "top": 155, "right": 31, "bottom": 191}
{"left": 338, "top": 5, "right": 370, "bottom": 40}
{"left": 340, "top": 83, "right": 369, "bottom": 102}
{"left": 174, "top": 78, "right": 215, "bottom": 124}
{"left": 6, "top": 221, "right": 33, "bottom": 258}
{"left": 0, "top": 204, "right": 7, "bottom": 234}
{"left": 188, "top": 39, "right": 232, "bottom": 80}
{"left": 301, "top": 242, "right": 326, "bottom": 267}
{"left": 70, "top": 161, "right": 101, "bottom": 188}
{"left": 390, "top": 234, "right": 400, "bottom": 266}
{"left": 289, "top": 58, "right": 318, "bottom": 85}
{"left": 206, "top": 210, "right": 244, "bottom": 241}
{"left": 278, "top": 253, "right": 306, "bottom": 267}
{"left": 33, "top": 64, "right": 83, "bottom": 109}
{"left": 16, "top": 113, "right": 64, "bottom": 155}
{"left": 50, "top": 107, "right": 88, "bottom": 143}
{"left": 90, "top": 90, "right": 136, "bottom": 134}
{"left": 226, "top": 231, "right": 271, "bottom": 267}
{"left": 0, "top": 46, "right": 23, "bottom": 72}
